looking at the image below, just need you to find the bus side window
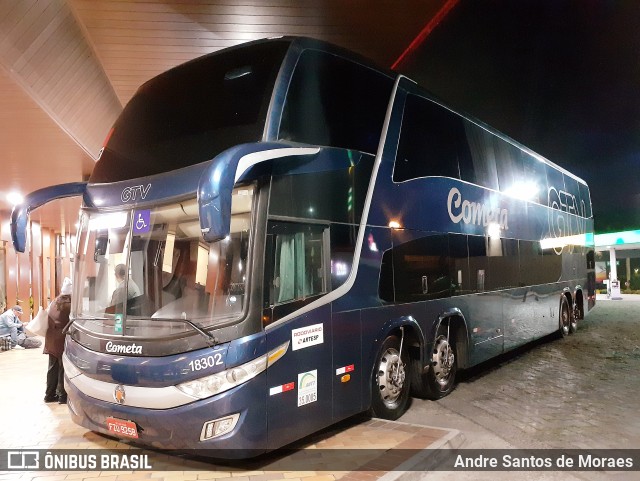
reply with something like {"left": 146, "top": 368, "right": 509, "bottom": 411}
{"left": 279, "top": 49, "right": 393, "bottom": 154}
{"left": 393, "top": 94, "right": 470, "bottom": 182}
{"left": 379, "top": 233, "right": 470, "bottom": 303}
{"left": 388, "top": 232, "right": 454, "bottom": 302}
{"left": 265, "top": 221, "right": 328, "bottom": 306}
{"left": 467, "top": 235, "right": 489, "bottom": 292}
{"left": 329, "top": 224, "right": 357, "bottom": 291}
{"left": 464, "top": 121, "right": 499, "bottom": 191}
{"left": 487, "top": 238, "right": 519, "bottom": 290}
{"left": 545, "top": 163, "right": 565, "bottom": 210}
{"left": 378, "top": 249, "right": 394, "bottom": 303}
{"left": 495, "top": 141, "right": 525, "bottom": 196}
{"left": 448, "top": 233, "right": 469, "bottom": 295}
{"left": 521, "top": 152, "right": 547, "bottom": 205}
{"left": 578, "top": 182, "right": 592, "bottom": 218}
{"left": 519, "top": 240, "right": 562, "bottom": 286}
{"left": 519, "top": 240, "right": 542, "bottom": 287}
{"left": 562, "top": 174, "right": 581, "bottom": 217}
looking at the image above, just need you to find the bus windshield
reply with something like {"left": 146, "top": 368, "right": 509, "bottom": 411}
{"left": 91, "top": 40, "right": 290, "bottom": 183}
{"left": 73, "top": 187, "right": 254, "bottom": 333}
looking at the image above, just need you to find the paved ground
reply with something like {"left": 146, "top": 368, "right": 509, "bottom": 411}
{"left": 399, "top": 296, "right": 640, "bottom": 480}
{"left": 1, "top": 297, "right": 638, "bottom": 480}
{"left": 0, "top": 333, "right": 458, "bottom": 481}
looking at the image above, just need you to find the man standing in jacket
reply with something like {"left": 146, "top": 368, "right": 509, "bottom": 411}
{"left": 44, "top": 277, "right": 72, "bottom": 404}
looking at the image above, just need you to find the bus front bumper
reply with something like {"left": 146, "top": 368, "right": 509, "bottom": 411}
{"left": 64, "top": 373, "right": 268, "bottom": 458}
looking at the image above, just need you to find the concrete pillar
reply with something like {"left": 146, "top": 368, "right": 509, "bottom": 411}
{"left": 609, "top": 247, "right": 618, "bottom": 280}
{"left": 609, "top": 248, "right": 622, "bottom": 299}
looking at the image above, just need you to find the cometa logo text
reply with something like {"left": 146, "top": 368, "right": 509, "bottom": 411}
{"left": 447, "top": 187, "right": 508, "bottom": 231}
{"left": 105, "top": 341, "right": 143, "bottom": 354}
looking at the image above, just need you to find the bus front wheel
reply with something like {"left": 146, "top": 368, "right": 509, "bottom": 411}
{"left": 370, "top": 335, "right": 411, "bottom": 420}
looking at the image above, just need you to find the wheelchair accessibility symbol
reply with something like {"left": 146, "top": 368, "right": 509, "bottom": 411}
{"left": 133, "top": 210, "right": 151, "bottom": 234}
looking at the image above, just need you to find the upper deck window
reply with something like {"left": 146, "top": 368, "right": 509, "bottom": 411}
{"left": 279, "top": 49, "right": 394, "bottom": 154}
{"left": 393, "top": 94, "right": 472, "bottom": 182}
{"left": 92, "top": 40, "right": 290, "bottom": 183}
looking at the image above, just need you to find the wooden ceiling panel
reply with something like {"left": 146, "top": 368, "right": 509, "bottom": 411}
{"left": 0, "top": 0, "right": 447, "bottom": 236}
{"left": 72, "top": 0, "right": 446, "bottom": 105}
{"left": 0, "top": 68, "right": 93, "bottom": 229}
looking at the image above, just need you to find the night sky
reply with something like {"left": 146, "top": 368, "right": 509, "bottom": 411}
{"left": 396, "top": 0, "right": 640, "bottom": 232}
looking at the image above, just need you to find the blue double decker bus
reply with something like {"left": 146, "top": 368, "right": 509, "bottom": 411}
{"left": 12, "top": 37, "right": 594, "bottom": 456}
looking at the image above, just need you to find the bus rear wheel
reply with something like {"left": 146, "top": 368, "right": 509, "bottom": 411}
{"left": 569, "top": 309, "right": 578, "bottom": 333}
{"left": 570, "top": 300, "right": 581, "bottom": 333}
{"left": 370, "top": 335, "right": 410, "bottom": 420}
{"left": 424, "top": 327, "right": 457, "bottom": 399}
{"left": 558, "top": 296, "right": 571, "bottom": 338}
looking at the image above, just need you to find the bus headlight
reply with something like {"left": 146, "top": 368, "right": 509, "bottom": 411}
{"left": 177, "top": 341, "right": 289, "bottom": 399}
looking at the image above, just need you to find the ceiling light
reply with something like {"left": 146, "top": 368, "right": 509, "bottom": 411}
{"left": 7, "top": 192, "right": 23, "bottom": 205}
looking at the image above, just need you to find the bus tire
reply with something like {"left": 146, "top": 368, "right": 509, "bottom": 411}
{"left": 370, "top": 335, "right": 411, "bottom": 420}
{"left": 558, "top": 296, "right": 571, "bottom": 338}
{"left": 570, "top": 299, "right": 582, "bottom": 333}
{"left": 424, "top": 325, "right": 457, "bottom": 399}
{"left": 569, "top": 305, "right": 578, "bottom": 334}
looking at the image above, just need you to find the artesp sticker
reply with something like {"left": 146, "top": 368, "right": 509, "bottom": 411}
{"left": 291, "top": 323, "right": 324, "bottom": 351}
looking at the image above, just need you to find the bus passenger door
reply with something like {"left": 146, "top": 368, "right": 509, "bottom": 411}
{"left": 263, "top": 221, "right": 334, "bottom": 449}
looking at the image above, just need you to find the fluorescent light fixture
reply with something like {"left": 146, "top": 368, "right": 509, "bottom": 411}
{"left": 594, "top": 230, "right": 640, "bottom": 247}
{"left": 88, "top": 212, "right": 128, "bottom": 231}
{"left": 162, "top": 232, "right": 175, "bottom": 273}
{"left": 195, "top": 244, "right": 209, "bottom": 286}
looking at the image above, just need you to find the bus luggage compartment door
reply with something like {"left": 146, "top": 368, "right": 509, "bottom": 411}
{"left": 467, "top": 292, "right": 504, "bottom": 365}
{"left": 331, "top": 310, "right": 362, "bottom": 421}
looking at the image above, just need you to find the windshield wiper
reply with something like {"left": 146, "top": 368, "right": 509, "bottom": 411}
{"left": 62, "top": 316, "right": 108, "bottom": 334}
{"left": 63, "top": 315, "right": 218, "bottom": 347}
{"left": 159, "top": 317, "right": 219, "bottom": 347}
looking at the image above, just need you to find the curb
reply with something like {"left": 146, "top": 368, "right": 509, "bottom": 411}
{"left": 378, "top": 427, "right": 466, "bottom": 481}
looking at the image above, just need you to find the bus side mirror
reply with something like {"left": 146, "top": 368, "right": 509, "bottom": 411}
{"left": 94, "top": 234, "right": 108, "bottom": 262}
{"left": 197, "top": 143, "right": 281, "bottom": 243}
{"left": 198, "top": 143, "right": 319, "bottom": 243}
{"left": 198, "top": 157, "right": 232, "bottom": 243}
{"left": 11, "top": 182, "right": 87, "bottom": 253}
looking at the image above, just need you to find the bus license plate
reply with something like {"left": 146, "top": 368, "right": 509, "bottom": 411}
{"left": 106, "top": 417, "right": 138, "bottom": 439}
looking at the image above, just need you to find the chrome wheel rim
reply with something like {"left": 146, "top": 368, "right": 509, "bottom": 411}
{"left": 432, "top": 335, "right": 455, "bottom": 387}
{"left": 570, "top": 305, "right": 579, "bottom": 332}
{"left": 377, "top": 347, "right": 406, "bottom": 406}
{"left": 561, "top": 304, "right": 570, "bottom": 336}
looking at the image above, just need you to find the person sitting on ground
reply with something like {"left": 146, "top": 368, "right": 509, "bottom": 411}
{"left": 0, "top": 305, "right": 42, "bottom": 349}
